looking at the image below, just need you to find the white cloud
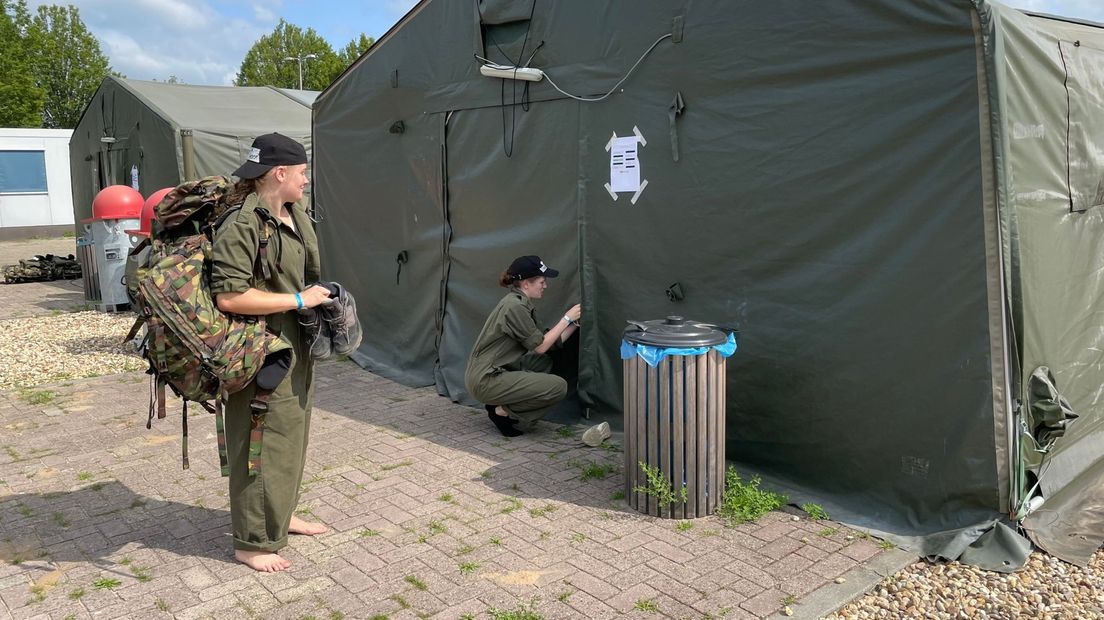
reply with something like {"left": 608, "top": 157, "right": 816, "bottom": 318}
{"left": 251, "top": 2, "right": 276, "bottom": 23}
{"left": 29, "top": 0, "right": 271, "bottom": 85}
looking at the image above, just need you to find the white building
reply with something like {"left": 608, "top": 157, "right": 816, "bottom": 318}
{"left": 0, "top": 128, "right": 74, "bottom": 240}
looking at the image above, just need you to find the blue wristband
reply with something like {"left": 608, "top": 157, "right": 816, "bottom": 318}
{"left": 295, "top": 292, "right": 304, "bottom": 309}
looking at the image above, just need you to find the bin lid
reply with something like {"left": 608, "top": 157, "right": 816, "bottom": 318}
{"left": 91, "top": 185, "right": 143, "bottom": 221}
{"left": 623, "top": 316, "right": 728, "bottom": 348}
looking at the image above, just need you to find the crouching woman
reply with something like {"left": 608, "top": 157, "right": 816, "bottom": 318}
{"left": 464, "top": 255, "right": 581, "bottom": 436}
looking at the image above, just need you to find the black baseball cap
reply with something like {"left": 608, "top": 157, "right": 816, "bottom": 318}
{"left": 233, "top": 132, "right": 308, "bottom": 180}
{"left": 507, "top": 255, "right": 559, "bottom": 280}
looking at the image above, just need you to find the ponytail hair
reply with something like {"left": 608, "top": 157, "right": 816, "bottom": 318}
{"left": 498, "top": 271, "right": 515, "bottom": 287}
{"left": 226, "top": 177, "right": 259, "bottom": 207}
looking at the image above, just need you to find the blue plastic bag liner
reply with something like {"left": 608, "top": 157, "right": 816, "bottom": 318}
{"left": 620, "top": 332, "right": 737, "bottom": 367}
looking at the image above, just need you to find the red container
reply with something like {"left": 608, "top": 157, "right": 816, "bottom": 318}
{"left": 126, "top": 187, "right": 173, "bottom": 237}
{"left": 87, "top": 185, "right": 143, "bottom": 222}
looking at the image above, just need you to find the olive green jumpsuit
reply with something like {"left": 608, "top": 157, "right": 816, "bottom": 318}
{"left": 465, "top": 287, "right": 568, "bottom": 425}
{"left": 210, "top": 193, "right": 320, "bottom": 553}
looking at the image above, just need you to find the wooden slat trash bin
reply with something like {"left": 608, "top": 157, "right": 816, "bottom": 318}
{"left": 622, "top": 316, "right": 733, "bottom": 519}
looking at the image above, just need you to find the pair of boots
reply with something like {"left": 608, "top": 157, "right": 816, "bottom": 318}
{"left": 298, "top": 281, "right": 363, "bottom": 360}
{"left": 248, "top": 281, "right": 363, "bottom": 413}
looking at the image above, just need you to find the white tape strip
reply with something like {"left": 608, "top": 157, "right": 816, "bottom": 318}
{"left": 633, "top": 126, "right": 647, "bottom": 146}
{"left": 604, "top": 183, "right": 619, "bottom": 200}
{"left": 630, "top": 179, "right": 648, "bottom": 204}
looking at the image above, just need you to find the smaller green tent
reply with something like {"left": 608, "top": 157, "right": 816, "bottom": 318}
{"left": 69, "top": 77, "right": 316, "bottom": 222}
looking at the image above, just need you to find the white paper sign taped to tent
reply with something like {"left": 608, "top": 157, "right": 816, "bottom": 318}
{"left": 610, "top": 136, "right": 640, "bottom": 192}
{"left": 604, "top": 126, "right": 649, "bottom": 204}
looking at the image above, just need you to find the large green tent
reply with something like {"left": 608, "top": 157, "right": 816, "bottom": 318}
{"left": 69, "top": 77, "right": 316, "bottom": 222}
{"left": 312, "top": 0, "right": 1104, "bottom": 567}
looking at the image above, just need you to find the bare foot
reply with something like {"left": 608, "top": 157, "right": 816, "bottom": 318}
{"left": 495, "top": 406, "right": 510, "bottom": 417}
{"left": 289, "top": 515, "right": 328, "bottom": 536}
{"left": 235, "top": 549, "right": 290, "bottom": 572}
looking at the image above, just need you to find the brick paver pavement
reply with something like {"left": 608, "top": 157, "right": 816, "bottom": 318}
{"left": 0, "top": 356, "right": 909, "bottom": 619}
{"left": 0, "top": 237, "right": 89, "bottom": 318}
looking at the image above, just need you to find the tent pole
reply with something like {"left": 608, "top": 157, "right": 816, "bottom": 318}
{"left": 181, "top": 129, "right": 196, "bottom": 181}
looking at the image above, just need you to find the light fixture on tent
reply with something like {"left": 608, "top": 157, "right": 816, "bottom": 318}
{"left": 100, "top": 136, "right": 117, "bottom": 144}
{"left": 479, "top": 63, "right": 544, "bottom": 82}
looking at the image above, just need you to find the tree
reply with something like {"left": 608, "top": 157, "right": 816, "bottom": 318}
{"left": 27, "top": 4, "right": 112, "bottom": 128}
{"left": 235, "top": 19, "right": 344, "bottom": 91}
{"left": 338, "top": 33, "right": 374, "bottom": 67}
{"left": 0, "top": 1, "right": 43, "bottom": 127}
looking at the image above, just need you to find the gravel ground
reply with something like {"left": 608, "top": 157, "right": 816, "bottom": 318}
{"left": 826, "top": 550, "right": 1104, "bottom": 619}
{"left": 0, "top": 310, "right": 143, "bottom": 390}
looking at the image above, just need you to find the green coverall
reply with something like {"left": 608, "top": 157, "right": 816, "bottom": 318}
{"left": 210, "top": 193, "right": 320, "bottom": 552}
{"left": 465, "top": 288, "right": 568, "bottom": 425}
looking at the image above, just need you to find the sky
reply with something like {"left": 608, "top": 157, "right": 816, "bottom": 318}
{"left": 26, "top": 0, "right": 421, "bottom": 86}
{"left": 25, "top": 0, "right": 1104, "bottom": 88}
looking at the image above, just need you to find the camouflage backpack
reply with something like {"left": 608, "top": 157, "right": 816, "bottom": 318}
{"left": 127, "top": 176, "right": 287, "bottom": 474}
{"left": 2, "top": 254, "right": 81, "bottom": 283}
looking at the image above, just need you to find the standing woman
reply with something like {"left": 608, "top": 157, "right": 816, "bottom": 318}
{"left": 465, "top": 256, "right": 581, "bottom": 436}
{"left": 211, "top": 133, "right": 332, "bottom": 572}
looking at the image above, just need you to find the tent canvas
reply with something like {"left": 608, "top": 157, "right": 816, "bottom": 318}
{"left": 312, "top": 0, "right": 1104, "bottom": 567}
{"left": 69, "top": 77, "right": 316, "bottom": 224}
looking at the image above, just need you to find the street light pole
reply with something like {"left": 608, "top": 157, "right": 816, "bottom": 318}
{"left": 282, "top": 53, "right": 318, "bottom": 90}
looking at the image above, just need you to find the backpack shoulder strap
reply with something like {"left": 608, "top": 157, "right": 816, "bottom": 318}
{"left": 212, "top": 204, "right": 280, "bottom": 281}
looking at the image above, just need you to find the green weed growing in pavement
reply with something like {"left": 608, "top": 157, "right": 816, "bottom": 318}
{"left": 634, "top": 598, "right": 660, "bottom": 613}
{"left": 802, "top": 503, "right": 830, "bottom": 520}
{"left": 480, "top": 470, "right": 493, "bottom": 479}
{"left": 458, "top": 561, "right": 479, "bottom": 575}
{"left": 539, "top": 531, "right": 550, "bottom": 541}
{"left": 438, "top": 493, "right": 454, "bottom": 503}
{"left": 456, "top": 543, "right": 474, "bottom": 555}
{"left": 676, "top": 520, "right": 693, "bottom": 532}
{"left": 610, "top": 489, "right": 625, "bottom": 501}
{"left": 21, "top": 390, "right": 57, "bottom": 405}
{"left": 575, "top": 460, "right": 617, "bottom": 481}
{"left": 782, "top": 593, "right": 797, "bottom": 606}
{"left": 68, "top": 588, "right": 85, "bottom": 600}
{"left": 570, "top": 533, "right": 586, "bottom": 544}
{"left": 488, "top": 600, "right": 544, "bottom": 620}
{"left": 818, "top": 527, "right": 837, "bottom": 537}
{"left": 155, "top": 598, "right": 169, "bottom": 611}
{"left": 556, "top": 425, "right": 576, "bottom": 438}
{"left": 359, "top": 528, "right": 381, "bottom": 537}
{"left": 16, "top": 503, "right": 32, "bottom": 517}
{"left": 76, "top": 471, "right": 93, "bottom": 481}
{"left": 28, "top": 584, "right": 46, "bottom": 603}
{"left": 510, "top": 483, "right": 521, "bottom": 492}
{"left": 330, "top": 611, "right": 345, "bottom": 620}
{"left": 717, "top": 466, "right": 786, "bottom": 526}
{"left": 879, "top": 539, "right": 896, "bottom": 550}
{"left": 370, "top": 615, "right": 390, "bottom": 620}
{"left": 633, "top": 461, "right": 687, "bottom": 508}
{"left": 93, "top": 577, "right": 121, "bottom": 590}
{"left": 489, "top": 536, "right": 502, "bottom": 546}
{"left": 390, "top": 594, "right": 411, "bottom": 609}
{"left": 528, "top": 504, "right": 557, "bottom": 518}
{"left": 557, "top": 590, "right": 574, "bottom": 602}
{"left": 501, "top": 497, "right": 523, "bottom": 514}
{"left": 428, "top": 520, "right": 448, "bottom": 535}
{"left": 404, "top": 575, "right": 427, "bottom": 591}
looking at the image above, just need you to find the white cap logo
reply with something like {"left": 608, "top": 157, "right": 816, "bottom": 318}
{"left": 247, "top": 147, "right": 261, "bottom": 163}
{"left": 539, "top": 261, "right": 547, "bottom": 273}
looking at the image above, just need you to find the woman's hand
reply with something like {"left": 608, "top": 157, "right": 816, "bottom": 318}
{"left": 565, "top": 303, "right": 582, "bottom": 323}
{"left": 298, "top": 285, "right": 332, "bottom": 309}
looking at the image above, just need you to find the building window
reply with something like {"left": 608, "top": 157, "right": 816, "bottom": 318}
{"left": 0, "top": 150, "right": 48, "bottom": 194}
